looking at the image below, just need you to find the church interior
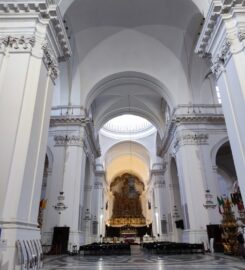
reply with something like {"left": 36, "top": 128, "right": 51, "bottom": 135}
{"left": 1, "top": 0, "right": 245, "bottom": 269}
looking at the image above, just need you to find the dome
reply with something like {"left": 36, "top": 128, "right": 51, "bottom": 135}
{"left": 100, "top": 115, "right": 156, "bottom": 139}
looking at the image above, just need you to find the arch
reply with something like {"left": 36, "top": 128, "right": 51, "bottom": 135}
{"left": 87, "top": 71, "right": 171, "bottom": 138}
{"left": 75, "top": 28, "right": 192, "bottom": 107}
{"left": 46, "top": 146, "right": 54, "bottom": 171}
{"left": 105, "top": 140, "right": 151, "bottom": 167}
{"left": 110, "top": 171, "right": 145, "bottom": 187}
{"left": 97, "top": 109, "right": 161, "bottom": 138}
{"left": 210, "top": 137, "right": 229, "bottom": 168}
{"left": 106, "top": 155, "right": 149, "bottom": 184}
{"left": 86, "top": 71, "right": 174, "bottom": 110}
{"left": 59, "top": 0, "right": 210, "bottom": 18}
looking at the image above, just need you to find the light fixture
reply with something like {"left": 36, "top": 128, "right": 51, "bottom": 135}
{"left": 53, "top": 191, "right": 68, "bottom": 214}
{"left": 172, "top": 205, "right": 180, "bottom": 219}
{"left": 53, "top": 133, "right": 69, "bottom": 214}
{"left": 198, "top": 143, "right": 216, "bottom": 210}
{"left": 203, "top": 189, "right": 217, "bottom": 209}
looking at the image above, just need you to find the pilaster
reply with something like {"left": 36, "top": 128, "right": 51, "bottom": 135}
{"left": 172, "top": 128, "right": 210, "bottom": 243}
{"left": 0, "top": 1, "right": 71, "bottom": 269}
{"left": 195, "top": 0, "right": 245, "bottom": 206}
{"left": 151, "top": 163, "right": 170, "bottom": 240}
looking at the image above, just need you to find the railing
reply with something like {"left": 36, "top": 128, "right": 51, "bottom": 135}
{"left": 171, "top": 104, "right": 223, "bottom": 116}
{"left": 51, "top": 105, "right": 84, "bottom": 117}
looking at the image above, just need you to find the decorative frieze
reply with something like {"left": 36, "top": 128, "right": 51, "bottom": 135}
{"left": 211, "top": 39, "right": 231, "bottom": 78}
{"left": 0, "top": 35, "right": 35, "bottom": 51}
{"left": 42, "top": 41, "right": 59, "bottom": 81}
{"left": 238, "top": 31, "right": 245, "bottom": 42}
{"left": 158, "top": 104, "right": 224, "bottom": 157}
{"left": 54, "top": 135, "right": 84, "bottom": 147}
{"left": 195, "top": 0, "right": 245, "bottom": 78}
{"left": 174, "top": 133, "right": 209, "bottom": 151}
{"left": 50, "top": 116, "right": 89, "bottom": 127}
{"left": 0, "top": 1, "right": 71, "bottom": 59}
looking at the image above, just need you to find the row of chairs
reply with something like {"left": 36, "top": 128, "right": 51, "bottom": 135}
{"left": 80, "top": 242, "right": 131, "bottom": 255}
{"left": 142, "top": 241, "right": 205, "bottom": 255}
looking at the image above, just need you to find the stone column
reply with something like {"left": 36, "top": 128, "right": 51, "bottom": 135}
{"left": 0, "top": 2, "right": 71, "bottom": 269}
{"left": 195, "top": 1, "right": 245, "bottom": 203}
{"left": 173, "top": 130, "right": 210, "bottom": 243}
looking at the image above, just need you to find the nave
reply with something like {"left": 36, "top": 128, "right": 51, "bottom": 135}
{"left": 43, "top": 246, "right": 245, "bottom": 270}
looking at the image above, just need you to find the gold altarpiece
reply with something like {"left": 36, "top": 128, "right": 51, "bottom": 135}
{"left": 108, "top": 173, "right": 146, "bottom": 227}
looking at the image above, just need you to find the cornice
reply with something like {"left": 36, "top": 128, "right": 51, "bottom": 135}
{"left": 195, "top": 0, "right": 245, "bottom": 78}
{"left": 54, "top": 134, "right": 84, "bottom": 147}
{"left": 173, "top": 133, "right": 209, "bottom": 153}
{"left": 195, "top": 0, "right": 244, "bottom": 56}
{"left": 158, "top": 106, "right": 225, "bottom": 156}
{"left": 50, "top": 115, "right": 90, "bottom": 127}
{"left": 51, "top": 110, "right": 101, "bottom": 163}
{"left": 0, "top": 34, "right": 59, "bottom": 80}
{"left": 0, "top": 1, "right": 71, "bottom": 60}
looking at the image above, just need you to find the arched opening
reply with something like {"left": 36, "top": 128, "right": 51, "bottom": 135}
{"left": 99, "top": 114, "right": 156, "bottom": 241}
{"left": 216, "top": 142, "right": 237, "bottom": 198}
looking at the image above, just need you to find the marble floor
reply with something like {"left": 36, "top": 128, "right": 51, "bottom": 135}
{"left": 43, "top": 246, "right": 245, "bottom": 270}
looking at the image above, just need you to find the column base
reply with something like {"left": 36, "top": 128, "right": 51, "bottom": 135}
{"left": 182, "top": 229, "right": 209, "bottom": 247}
{"left": 68, "top": 231, "right": 85, "bottom": 252}
{"left": 0, "top": 220, "right": 40, "bottom": 270}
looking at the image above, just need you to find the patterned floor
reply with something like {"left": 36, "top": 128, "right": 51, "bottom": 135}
{"left": 43, "top": 246, "right": 245, "bottom": 270}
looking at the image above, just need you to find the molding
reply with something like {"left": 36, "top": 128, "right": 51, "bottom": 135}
{"left": 0, "top": 35, "right": 35, "bottom": 51}
{"left": 0, "top": 220, "right": 40, "bottom": 230}
{"left": 0, "top": 1, "right": 71, "bottom": 59}
{"left": 173, "top": 133, "right": 209, "bottom": 152}
{"left": 0, "top": 34, "right": 59, "bottom": 80}
{"left": 195, "top": 0, "right": 244, "bottom": 56}
{"left": 50, "top": 116, "right": 89, "bottom": 126}
{"left": 211, "top": 38, "right": 231, "bottom": 78}
{"left": 54, "top": 135, "right": 84, "bottom": 147}
{"left": 0, "top": 34, "right": 58, "bottom": 80}
{"left": 158, "top": 104, "right": 225, "bottom": 156}
{"left": 42, "top": 42, "right": 59, "bottom": 81}
{"left": 42, "top": 41, "right": 59, "bottom": 81}
{"left": 195, "top": 0, "right": 245, "bottom": 78}
{"left": 50, "top": 107, "right": 101, "bottom": 159}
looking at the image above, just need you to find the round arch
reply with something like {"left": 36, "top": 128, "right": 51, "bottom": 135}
{"left": 59, "top": 0, "right": 210, "bottom": 17}
{"left": 46, "top": 146, "right": 54, "bottom": 171}
{"left": 97, "top": 108, "right": 161, "bottom": 138}
{"left": 86, "top": 71, "right": 173, "bottom": 111}
{"left": 106, "top": 152, "right": 150, "bottom": 184}
{"left": 105, "top": 140, "right": 151, "bottom": 167}
{"left": 210, "top": 137, "right": 229, "bottom": 168}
